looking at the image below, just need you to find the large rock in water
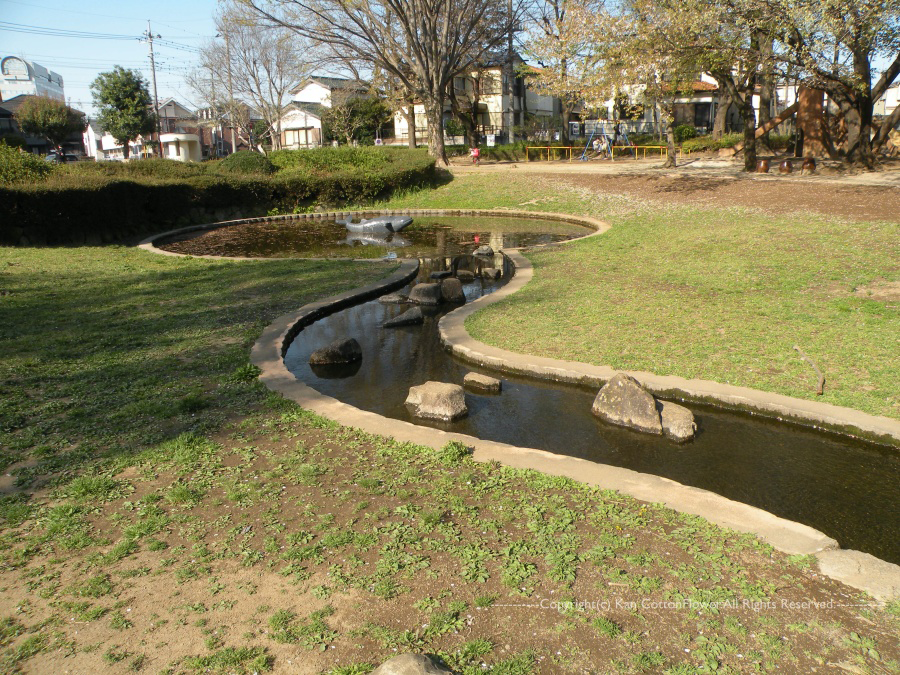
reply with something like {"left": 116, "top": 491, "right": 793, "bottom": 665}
{"left": 379, "top": 292, "right": 408, "bottom": 304}
{"left": 405, "top": 381, "right": 468, "bottom": 421}
{"left": 371, "top": 654, "right": 453, "bottom": 675}
{"left": 591, "top": 373, "right": 663, "bottom": 435}
{"left": 440, "top": 277, "right": 466, "bottom": 303}
{"left": 658, "top": 400, "right": 696, "bottom": 442}
{"left": 408, "top": 282, "right": 442, "bottom": 305}
{"left": 473, "top": 244, "right": 494, "bottom": 257}
{"left": 308, "top": 338, "right": 362, "bottom": 365}
{"left": 383, "top": 306, "right": 424, "bottom": 328}
{"left": 464, "top": 372, "right": 502, "bottom": 394}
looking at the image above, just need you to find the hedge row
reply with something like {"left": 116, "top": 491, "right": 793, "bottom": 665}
{"left": 0, "top": 151, "right": 436, "bottom": 246}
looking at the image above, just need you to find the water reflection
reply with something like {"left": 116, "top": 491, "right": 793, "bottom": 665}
{"left": 158, "top": 216, "right": 591, "bottom": 258}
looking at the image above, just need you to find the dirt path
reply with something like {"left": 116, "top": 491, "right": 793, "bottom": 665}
{"left": 451, "top": 158, "right": 900, "bottom": 222}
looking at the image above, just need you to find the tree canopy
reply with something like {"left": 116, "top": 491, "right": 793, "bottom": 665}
{"left": 90, "top": 67, "right": 156, "bottom": 160}
{"left": 14, "top": 96, "right": 85, "bottom": 156}
{"left": 243, "top": 0, "right": 518, "bottom": 164}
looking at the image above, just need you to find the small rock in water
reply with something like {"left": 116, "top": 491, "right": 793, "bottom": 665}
{"left": 379, "top": 292, "right": 408, "bottom": 304}
{"left": 440, "top": 277, "right": 466, "bottom": 303}
{"left": 371, "top": 653, "right": 453, "bottom": 675}
{"left": 408, "top": 282, "right": 443, "bottom": 305}
{"left": 308, "top": 338, "right": 362, "bottom": 365}
{"left": 455, "top": 270, "right": 476, "bottom": 282}
{"left": 658, "top": 400, "right": 696, "bottom": 442}
{"left": 405, "top": 381, "right": 467, "bottom": 421}
{"left": 473, "top": 244, "right": 494, "bottom": 257}
{"left": 591, "top": 372, "right": 663, "bottom": 435}
{"left": 464, "top": 372, "right": 502, "bottom": 394}
{"left": 383, "top": 306, "right": 424, "bottom": 328}
{"left": 481, "top": 267, "right": 502, "bottom": 280}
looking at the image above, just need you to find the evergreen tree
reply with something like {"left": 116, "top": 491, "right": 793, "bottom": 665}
{"left": 90, "top": 67, "right": 156, "bottom": 159}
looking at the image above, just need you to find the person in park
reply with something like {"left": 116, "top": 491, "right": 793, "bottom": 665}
{"left": 470, "top": 145, "right": 480, "bottom": 165}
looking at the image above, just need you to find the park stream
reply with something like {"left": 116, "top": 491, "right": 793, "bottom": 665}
{"left": 283, "top": 253, "right": 900, "bottom": 566}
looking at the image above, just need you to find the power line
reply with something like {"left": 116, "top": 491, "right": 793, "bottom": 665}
{"left": 0, "top": 21, "right": 139, "bottom": 40}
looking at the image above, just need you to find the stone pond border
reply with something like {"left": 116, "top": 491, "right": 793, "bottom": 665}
{"left": 138, "top": 208, "right": 899, "bottom": 601}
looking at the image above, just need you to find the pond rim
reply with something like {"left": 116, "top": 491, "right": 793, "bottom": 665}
{"left": 138, "top": 208, "right": 900, "bottom": 601}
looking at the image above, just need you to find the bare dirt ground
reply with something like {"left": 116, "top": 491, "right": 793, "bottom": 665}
{"left": 451, "top": 156, "right": 900, "bottom": 222}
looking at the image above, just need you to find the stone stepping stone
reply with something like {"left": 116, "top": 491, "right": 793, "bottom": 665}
{"left": 309, "top": 338, "right": 361, "bottom": 365}
{"left": 383, "top": 306, "right": 424, "bottom": 328}
{"left": 464, "top": 372, "right": 502, "bottom": 394}
{"left": 405, "top": 381, "right": 467, "bottom": 421}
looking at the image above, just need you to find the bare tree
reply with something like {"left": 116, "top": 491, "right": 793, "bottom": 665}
{"left": 200, "top": 2, "right": 316, "bottom": 152}
{"left": 242, "top": 0, "right": 517, "bottom": 164}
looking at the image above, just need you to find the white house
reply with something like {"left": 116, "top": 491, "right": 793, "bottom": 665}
{"left": 291, "top": 76, "right": 368, "bottom": 108}
{"left": 0, "top": 56, "right": 64, "bottom": 102}
{"left": 279, "top": 103, "right": 323, "bottom": 149}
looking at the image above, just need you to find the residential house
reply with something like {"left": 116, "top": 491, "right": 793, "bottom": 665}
{"left": 1, "top": 56, "right": 64, "bottom": 102}
{"left": 0, "top": 94, "right": 84, "bottom": 155}
{"left": 291, "top": 76, "right": 369, "bottom": 108}
{"left": 195, "top": 103, "right": 263, "bottom": 158}
{"left": 279, "top": 103, "right": 324, "bottom": 149}
{"left": 392, "top": 53, "right": 559, "bottom": 144}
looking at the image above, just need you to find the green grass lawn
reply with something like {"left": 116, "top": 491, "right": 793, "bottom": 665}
{"left": 0, "top": 246, "right": 397, "bottom": 477}
{"left": 381, "top": 173, "right": 899, "bottom": 420}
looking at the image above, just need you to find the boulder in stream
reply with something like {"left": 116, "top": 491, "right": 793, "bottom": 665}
{"left": 405, "top": 381, "right": 468, "bottom": 421}
{"left": 383, "top": 306, "right": 424, "bottom": 328}
{"left": 591, "top": 373, "right": 663, "bottom": 435}
{"left": 408, "top": 282, "right": 443, "bottom": 305}
{"left": 440, "top": 277, "right": 466, "bottom": 303}
{"left": 308, "top": 338, "right": 362, "bottom": 365}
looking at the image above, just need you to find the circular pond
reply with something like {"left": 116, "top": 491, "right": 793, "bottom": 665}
{"left": 157, "top": 214, "right": 592, "bottom": 258}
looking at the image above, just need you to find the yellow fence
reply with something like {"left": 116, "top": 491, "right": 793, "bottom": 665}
{"left": 524, "top": 146, "right": 578, "bottom": 161}
{"left": 526, "top": 145, "right": 692, "bottom": 161}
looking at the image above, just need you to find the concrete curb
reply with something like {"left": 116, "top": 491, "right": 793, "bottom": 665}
{"left": 139, "top": 208, "right": 899, "bottom": 601}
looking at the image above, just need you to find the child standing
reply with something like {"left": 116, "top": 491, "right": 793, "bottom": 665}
{"left": 470, "top": 146, "right": 480, "bottom": 165}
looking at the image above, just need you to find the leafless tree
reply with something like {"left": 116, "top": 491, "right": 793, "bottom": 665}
{"left": 199, "top": 1, "right": 317, "bottom": 152}
{"left": 242, "top": 0, "right": 518, "bottom": 164}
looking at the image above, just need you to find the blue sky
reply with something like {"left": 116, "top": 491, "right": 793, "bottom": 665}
{"left": 1, "top": 0, "right": 221, "bottom": 116}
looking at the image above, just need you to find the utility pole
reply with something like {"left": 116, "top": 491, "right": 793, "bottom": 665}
{"left": 143, "top": 21, "right": 162, "bottom": 158}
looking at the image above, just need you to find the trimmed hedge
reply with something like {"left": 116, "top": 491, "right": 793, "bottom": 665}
{"left": 216, "top": 150, "right": 275, "bottom": 175}
{"left": 681, "top": 133, "right": 743, "bottom": 153}
{"left": 0, "top": 149, "right": 436, "bottom": 245}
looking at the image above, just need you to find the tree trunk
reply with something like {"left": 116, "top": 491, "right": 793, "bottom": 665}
{"left": 713, "top": 90, "right": 731, "bottom": 139}
{"left": 123, "top": 141, "right": 131, "bottom": 160}
{"left": 840, "top": 101, "right": 877, "bottom": 168}
{"left": 561, "top": 105, "right": 571, "bottom": 144}
{"left": 425, "top": 101, "right": 449, "bottom": 165}
{"left": 757, "top": 37, "right": 774, "bottom": 148}
{"left": 662, "top": 105, "right": 676, "bottom": 168}
{"left": 404, "top": 103, "right": 417, "bottom": 149}
{"left": 739, "top": 95, "right": 757, "bottom": 171}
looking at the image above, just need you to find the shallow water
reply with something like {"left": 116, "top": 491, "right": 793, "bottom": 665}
{"left": 158, "top": 215, "right": 590, "bottom": 259}
{"left": 284, "top": 262, "right": 900, "bottom": 564}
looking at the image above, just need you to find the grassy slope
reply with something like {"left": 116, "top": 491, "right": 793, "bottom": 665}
{"left": 380, "top": 173, "right": 899, "bottom": 420}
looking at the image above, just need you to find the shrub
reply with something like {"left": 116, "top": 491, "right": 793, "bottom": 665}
{"left": 216, "top": 150, "right": 275, "bottom": 175}
{"left": 0, "top": 143, "right": 55, "bottom": 185}
{"left": 681, "top": 133, "right": 743, "bottom": 153}
{"left": 674, "top": 124, "right": 698, "bottom": 143}
{"left": 269, "top": 146, "right": 393, "bottom": 173}
{"left": 0, "top": 149, "right": 436, "bottom": 245}
{"left": 60, "top": 158, "right": 207, "bottom": 180}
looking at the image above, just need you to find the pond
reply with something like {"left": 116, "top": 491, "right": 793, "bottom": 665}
{"left": 157, "top": 214, "right": 591, "bottom": 259}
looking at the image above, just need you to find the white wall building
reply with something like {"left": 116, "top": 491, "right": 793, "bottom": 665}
{"left": 279, "top": 104, "right": 323, "bottom": 148}
{"left": 0, "top": 56, "right": 64, "bottom": 102}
